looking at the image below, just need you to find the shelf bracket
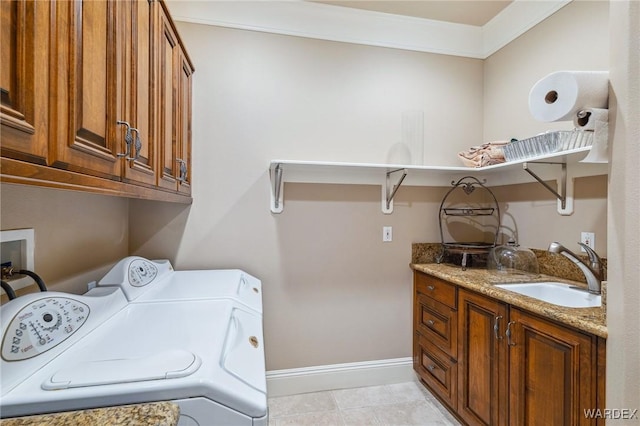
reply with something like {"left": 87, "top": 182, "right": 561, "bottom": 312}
{"left": 382, "top": 168, "right": 407, "bottom": 214}
{"left": 523, "top": 161, "right": 574, "bottom": 215}
{"left": 270, "top": 163, "right": 284, "bottom": 214}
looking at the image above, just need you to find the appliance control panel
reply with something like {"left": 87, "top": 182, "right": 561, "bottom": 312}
{"left": 97, "top": 256, "right": 173, "bottom": 301}
{"left": 128, "top": 258, "right": 158, "bottom": 287}
{"left": 1, "top": 297, "right": 89, "bottom": 361}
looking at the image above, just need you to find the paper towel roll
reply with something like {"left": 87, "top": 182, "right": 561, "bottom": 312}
{"left": 573, "top": 108, "right": 608, "bottom": 130}
{"left": 528, "top": 71, "right": 609, "bottom": 122}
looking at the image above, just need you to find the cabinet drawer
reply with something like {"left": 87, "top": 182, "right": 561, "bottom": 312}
{"left": 414, "top": 332, "right": 457, "bottom": 410}
{"left": 415, "top": 272, "right": 457, "bottom": 309}
{"left": 416, "top": 293, "right": 457, "bottom": 357}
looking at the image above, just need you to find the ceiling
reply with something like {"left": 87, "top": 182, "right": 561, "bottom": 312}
{"left": 311, "top": 0, "right": 513, "bottom": 27}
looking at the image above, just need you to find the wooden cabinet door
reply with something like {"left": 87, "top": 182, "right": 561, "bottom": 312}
{"left": 458, "top": 289, "right": 509, "bottom": 426}
{"left": 156, "top": 2, "right": 178, "bottom": 192}
{"left": 49, "top": 0, "right": 124, "bottom": 180}
{"left": 0, "top": 0, "right": 50, "bottom": 164}
{"left": 121, "top": 0, "right": 156, "bottom": 187}
{"left": 508, "top": 307, "right": 596, "bottom": 426}
{"left": 176, "top": 48, "right": 193, "bottom": 195}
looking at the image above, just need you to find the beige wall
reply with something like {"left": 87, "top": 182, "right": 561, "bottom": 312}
{"left": 0, "top": 184, "right": 129, "bottom": 294}
{"left": 484, "top": 0, "right": 610, "bottom": 141}
{"left": 129, "top": 2, "right": 610, "bottom": 371}
{"left": 607, "top": 0, "right": 640, "bottom": 416}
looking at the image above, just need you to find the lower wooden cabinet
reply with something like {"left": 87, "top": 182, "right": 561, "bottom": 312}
{"left": 415, "top": 332, "right": 458, "bottom": 409}
{"left": 458, "top": 289, "right": 508, "bottom": 426}
{"left": 414, "top": 272, "right": 459, "bottom": 408}
{"left": 414, "top": 271, "right": 606, "bottom": 426}
{"left": 508, "top": 307, "right": 596, "bottom": 426}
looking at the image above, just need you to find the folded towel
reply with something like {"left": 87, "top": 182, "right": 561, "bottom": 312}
{"left": 458, "top": 141, "right": 509, "bottom": 167}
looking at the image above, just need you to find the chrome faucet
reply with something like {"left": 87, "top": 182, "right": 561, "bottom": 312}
{"left": 548, "top": 242, "right": 604, "bottom": 294}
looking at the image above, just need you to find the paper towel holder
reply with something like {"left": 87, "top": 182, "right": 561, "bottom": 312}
{"left": 523, "top": 161, "right": 574, "bottom": 215}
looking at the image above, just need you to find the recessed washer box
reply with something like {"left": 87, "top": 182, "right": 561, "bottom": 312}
{"left": 1, "top": 228, "right": 35, "bottom": 291}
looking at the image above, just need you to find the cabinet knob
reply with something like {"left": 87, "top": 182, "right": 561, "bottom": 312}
{"left": 427, "top": 285, "right": 435, "bottom": 292}
{"left": 427, "top": 319, "right": 435, "bottom": 327}
{"left": 427, "top": 364, "right": 437, "bottom": 372}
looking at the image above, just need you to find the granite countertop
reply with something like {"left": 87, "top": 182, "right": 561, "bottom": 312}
{"left": 411, "top": 263, "right": 607, "bottom": 338}
{"left": 411, "top": 242, "right": 607, "bottom": 339}
{"left": 0, "top": 402, "right": 180, "bottom": 426}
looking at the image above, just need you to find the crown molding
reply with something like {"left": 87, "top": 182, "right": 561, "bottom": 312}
{"left": 167, "top": 0, "right": 572, "bottom": 59}
{"left": 482, "top": 0, "right": 572, "bottom": 58}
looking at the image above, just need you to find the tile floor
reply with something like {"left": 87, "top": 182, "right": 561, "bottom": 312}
{"left": 268, "top": 381, "right": 461, "bottom": 425}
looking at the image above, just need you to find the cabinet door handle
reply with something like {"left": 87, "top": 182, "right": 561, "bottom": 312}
{"left": 427, "top": 364, "right": 437, "bottom": 372}
{"left": 506, "top": 321, "right": 517, "bottom": 346}
{"left": 126, "top": 128, "right": 142, "bottom": 162}
{"left": 427, "top": 285, "right": 435, "bottom": 292}
{"left": 176, "top": 158, "right": 188, "bottom": 183}
{"left": 426, "top": 319, "right": 435, "bottom": 327}
{"left": 116, "top": 120, "right": 132, "bottom": 158}
{"left": 493, "top": 315, "right": 503, "bottom": 340}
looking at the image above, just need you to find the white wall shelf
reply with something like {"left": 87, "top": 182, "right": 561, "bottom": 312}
{"left": 269, "top": 147, "right": 608, "bottom": 215}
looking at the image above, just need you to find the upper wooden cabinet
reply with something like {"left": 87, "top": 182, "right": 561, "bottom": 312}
{"left": 123, "top": 0, "right": 157, "bottom": 187}
{"left": 0, "top": 0, "right": 194, "bottom": 203}
{"left": 156, "top": 1, "right": 193, "bottom": 195}
{"left": 49, "top": 0, "right": 123, "bottom": 180}
{"left": 0, "top": 0, "right": 50, "bottom": 165}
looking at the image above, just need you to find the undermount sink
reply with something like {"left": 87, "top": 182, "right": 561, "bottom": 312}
{"left": 494, "top": 282, "right": 601, "bottom": 308}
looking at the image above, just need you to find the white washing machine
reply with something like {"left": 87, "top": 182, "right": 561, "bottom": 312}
{"left": 0, "top": 258, "right": 267, "bottom": 426}
{"left": 97, "top": 257, "right": 262, "bottom": 314}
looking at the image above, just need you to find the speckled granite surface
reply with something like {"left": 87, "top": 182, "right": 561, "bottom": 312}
{"left": 0, "top": 402, "right": 179, "bottom": 426}
{"left": 411, "top": 243, "right": 607, "bottom": 339}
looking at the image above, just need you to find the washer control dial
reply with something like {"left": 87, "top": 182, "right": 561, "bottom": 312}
{"left": 1, "top": 297, "right": 89, "bottom": 361}
{"left": 128, "top": 259, "right": 158, "bottom": 287}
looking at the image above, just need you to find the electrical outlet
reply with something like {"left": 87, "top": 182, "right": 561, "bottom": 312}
{"left": 580, "top": 232, "right": 595, "bottom": 252}
{"left": 383, "top": 226, "right": 392, "bottom": 242}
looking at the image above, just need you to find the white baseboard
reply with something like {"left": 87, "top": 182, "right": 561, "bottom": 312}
{"left": 266, "top": 357, "right": 416, "bottom": 397}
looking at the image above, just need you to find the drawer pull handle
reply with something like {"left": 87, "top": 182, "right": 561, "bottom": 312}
{"left": 493, "top": 315, "right": 503, "bottom": 340}
{"left": 176, "top": 158, "right": 188, "bottom": 183}
{"left": 506, "top": 321, "right": 517, "bottom": 346}
{"left": 427, "top": 319, "right": 435, "bottom": 327}
{"left": 427, "top": 364, "right": 437, "bottom": 372}
{"left": 125, "top": 128, "right": 142, "bottom": 162}
{"left": 116, "top": 120, "right": 133, "bottom": 158}
{"left": 427, "top": 285, "right": 435, "bottom": 291}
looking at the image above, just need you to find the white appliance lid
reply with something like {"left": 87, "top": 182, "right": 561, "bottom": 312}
{"left": 134, "top": 270, "right": 263, "bottom": 314}
{"left": 42, "top": 349, "right": 201, "bottom": 390}
{"left": 1, "top": 300, "right": 266, "bottom": 418}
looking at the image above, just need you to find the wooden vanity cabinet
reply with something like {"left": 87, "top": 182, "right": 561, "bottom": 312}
{"left": 457, "top": 289, "right": 509, "bottom": 426}
{"left": 413, "top": 272, "right": 458, "bottom": 409}
{"left": 0, "top": 0, "right": 193, "bottom": 203}
{"left": 414, "top": 270, "right": 605, "bottom": 426}
{"left": 508, "top": 307, "right": 597, "bottom": 426}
